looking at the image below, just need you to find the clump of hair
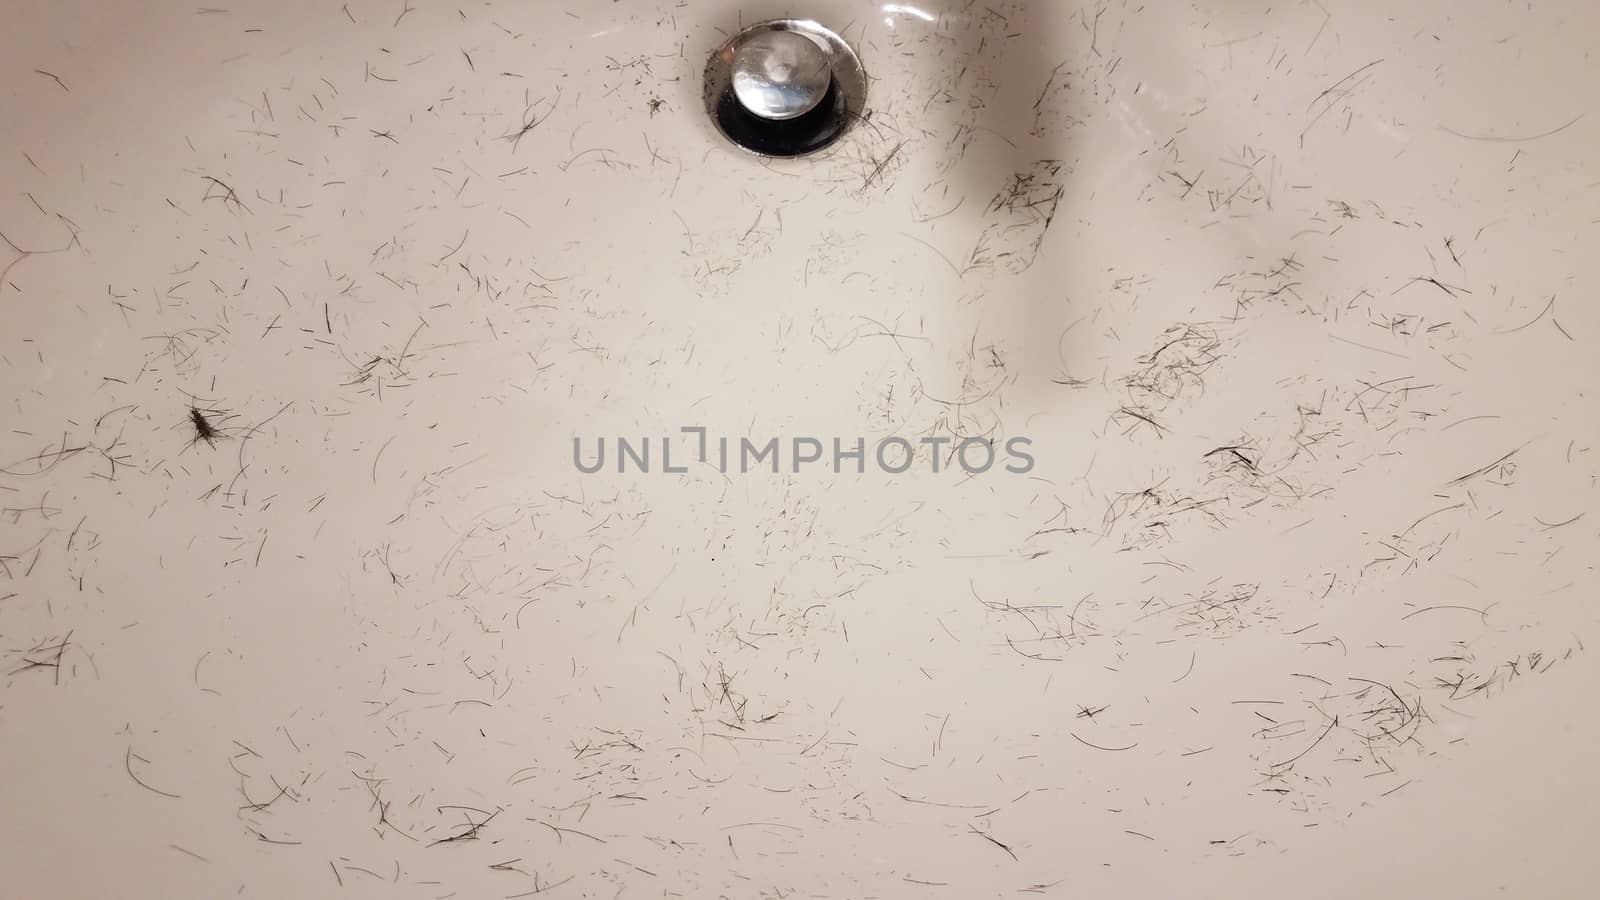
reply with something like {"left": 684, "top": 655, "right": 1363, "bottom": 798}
{"left": 187, "top": 404, "right": 222, "bottom": 447}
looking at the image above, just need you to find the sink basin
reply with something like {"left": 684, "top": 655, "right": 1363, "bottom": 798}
{"left": 3, "top": 0, "right": 1597, "bottom": 896}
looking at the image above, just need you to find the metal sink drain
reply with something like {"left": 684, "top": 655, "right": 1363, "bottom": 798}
{"left": 703, "top": 19, "right": 866, "bottom": 158}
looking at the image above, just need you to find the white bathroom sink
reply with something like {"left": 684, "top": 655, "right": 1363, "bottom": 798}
{"left": 3, "top": 1, "right": 1597, "bottom": 896}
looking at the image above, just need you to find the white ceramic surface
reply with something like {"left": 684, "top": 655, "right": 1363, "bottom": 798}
{"left": 3, "top": 1, "right": 1598, "bottom": 897}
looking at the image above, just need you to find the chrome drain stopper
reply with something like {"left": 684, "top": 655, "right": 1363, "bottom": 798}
{"left": 704, "top": 19, "right": 867, "bottom": 158}
{"left": 732, "top": 29, "right": 834, "bottom": 121}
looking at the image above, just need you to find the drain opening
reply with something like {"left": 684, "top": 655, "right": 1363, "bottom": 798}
{"left": 704, "top": 20, "right": 867, "bottom": 159}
